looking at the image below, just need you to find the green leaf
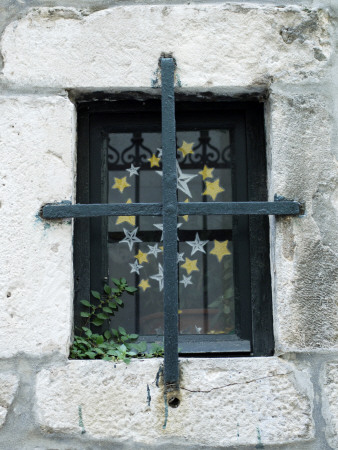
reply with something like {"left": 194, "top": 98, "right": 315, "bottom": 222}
{"left": 80, "top": 300, "right": 91, "bottom": 307}
{"left": 80, "top": 312, "right": 90, "bottom": 318}
{"left": 102, "top": 307, "right": 113, "bottom": 314}
{"left": 118, "top": 326, "right": 126, "bottom": 336}
{"left": 125, "top": 286, "right": 138, "bottom": 294}
{"left": 119, "top": 343, "right": 127, "bottom": 352}
{"left": 128, "top": 334, "right": 139, "bottom": 340}
{"left": 104, "top": 285, "right": 112, "bottom": 295}
{"left": 92, "top": 318, "right": 104, "bottom": 326}
{"left": 116, "top": 298, "right": 123, "bottom": 306}
{"left": 97, "top": 313, "right": 109, "bottom": 320}
{"left": 123, "top": 358, "right": 131, "bottom": 364}
{"left": 111, "top": 278, "right": 120, "bottom": 286}
{"left": 91, "top": 290, "right": 101, "bottom": 300}
{"left": 120, "top": 278, "right": 127, "bottom": 285}
{"left": 104, "top": 330, "right": 112, "bottom": 340}
{"left": 96, "top": 335, "right": 104, "bottom": 345}
{"left": 111, "top": 328, "right": 119, "bottom": 337}
{"left": 108, "top": 302, "right": 118, "bottom": 309}
{"left": 85, "top": 351, "right": 96, "bottom": 359}
{"left": 111, "top": 288, "right": 120, "bottom": 294}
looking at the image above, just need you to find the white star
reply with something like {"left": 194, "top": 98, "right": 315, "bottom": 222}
{"left": 150, "top": 263, "right": 164, "bottom": 291}
{"left": 129, "top": 260, "right": 143, "bottom": 275}
{"left": 157, "top": 148, "right": 162, "bottom": 158}
{"left": 153, "top": 222, "right": 182, "bottom": 241}
{"left": 180, "top": 275, "right": 193, "bottom": 288}
{"left": 126, "top": 163, "right": 140, "bottom": 177}
{"left": 186, "top": 232, "right": 209, "bottom": 255}
{"left": 119, "top": 227, "right": 142, "bottom": 251}
{"left": 148, "top": 243, "right": 162, "bottom": 258}
{"left": 156, "top": 161, "right": 197, "bottom": 198}
{"left": 177, "top": 252, "right": 185, "bottom": 263}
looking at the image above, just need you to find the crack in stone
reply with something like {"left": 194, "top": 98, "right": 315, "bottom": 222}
{"left": 180, "top": 372, "right": 292, "bottom": 393}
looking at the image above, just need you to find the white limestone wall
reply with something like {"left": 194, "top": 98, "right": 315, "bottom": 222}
{"left": 0, "top": 2, "right": 337, "bottom": 449}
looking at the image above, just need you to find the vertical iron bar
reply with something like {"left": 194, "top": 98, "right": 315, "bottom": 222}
{"left": 161, "top": 57, "right": 179, "bottom": 388}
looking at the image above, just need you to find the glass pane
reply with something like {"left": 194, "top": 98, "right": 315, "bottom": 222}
{"left": 178, "top": 215, "right": 235, "bottom": 335}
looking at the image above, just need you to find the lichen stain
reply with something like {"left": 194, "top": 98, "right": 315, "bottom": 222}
{"left": 78, "top": 405, "right": 86, "bottom": 434}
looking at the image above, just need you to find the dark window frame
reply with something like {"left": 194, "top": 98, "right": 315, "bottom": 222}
{"left": 74, "top": 97, "right": 274, "bottom": 359}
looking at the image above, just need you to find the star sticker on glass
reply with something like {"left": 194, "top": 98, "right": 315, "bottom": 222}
{"left": 156, "top": 148, "right": 162, "bottom": 158}
{"left": 116, "top": 199, "right": 135, "bottom": 226}
{"left": 210, "top": 239, "right": 231, "bottom": 262}
{"left": 147, "top": 243, "right": 162, "bottom": 259}
{"left": 150, "top": 263, "right": 164, "bottom": 291}
{"left": 148, "top": 153, "right": 161, "bottom": 168}
{"left": 177, "top": 252, "right": 185, "bottom": 263}
{"left": 153, "top": 222, "right": 182, "bottom": 241}
{"left": 156, "top": 162, "right": 197, "bottom": 198}
{"left": 181, "top": 257, "right": 199, "bottom": 275}
{"left": 178, "top": 141, "right": 194, "bottom": 158}
{"left": 180, "top": 275, "right": 193, "bottom": 288}
{"left": 134, "top": 250, "right": 149, "bottom": 264}
{"left": 186, "top": 232, "right": 209, "bottom": 255}
{"left": 182, "top": 198, "right": 189, "bottom": 222}
{"left": 129, "top": 260, "right": 143, "bottom": 275}
{"left": 139, "top": 279, "right": 150, "bottom": 292}
{"left": 119, "top": 227, "right": 142, "bottom": 251}
{"left": 112, "top": 176, "right": 131, "bottom": 194}
{"left": 202, "top": 178, "right": 225, "bottom": 201}
{"left": 199, "top": 165, "right": 214, "bottom": 180}
{"left": 126, "top": 164, "right": 140, "bottom": 177}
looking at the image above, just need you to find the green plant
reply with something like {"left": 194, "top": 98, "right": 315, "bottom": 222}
{"left": 70, "top": 277, "right": 164, "bottom": 363}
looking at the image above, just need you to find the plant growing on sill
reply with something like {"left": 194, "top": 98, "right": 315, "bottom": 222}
{"left": 70, "top": 277, "right": 164, "bottom": 364}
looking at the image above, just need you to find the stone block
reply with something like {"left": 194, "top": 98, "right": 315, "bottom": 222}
{"left": 0, "top": 373, "right": 19, "bottom": 428}
{"left": 35, "top": 358, "right": 313, "bottom": 447}
{"left": 322, "top": 361, "right": 338, "bottom": 449}
{"left": 1, "top": 5, "right": 331, "bottom": 89}
{"left": 0, "top": 96, "right": 75, "bottom": 356}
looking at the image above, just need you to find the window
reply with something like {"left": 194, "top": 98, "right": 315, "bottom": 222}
{"left": 74, "top": 96, "right": 274, "bottom": 361}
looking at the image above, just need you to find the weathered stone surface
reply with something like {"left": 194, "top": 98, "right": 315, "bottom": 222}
{"left": 322, "top": 361, "right": 338, "bottom": 449}
{"left": 0, "top": 96, "right": 75, "bottom": 356}
{"left": 1, "top": 5, "right": 331, "bottom": 89}
{"left": 36, "top": 358, "right": 313, "bottom": 447}
{"left": 266, "top": 92, "right": 338, "bottom": 351}
{"left": 0, "top": 373, "right": 19, "bottom": 428}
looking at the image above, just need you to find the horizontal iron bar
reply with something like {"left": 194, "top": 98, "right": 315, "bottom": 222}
{"left": 177, "top": 201, "right": 301, "bottom": 216}
{"left": 42, "top": 200, "right": 301, "bottom": 219}
{"left": 42, "top": 203, "right": 163, "bottom": 219}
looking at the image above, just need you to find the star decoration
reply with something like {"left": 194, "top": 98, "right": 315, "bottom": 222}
{"left": 186, "top": 232, "right": 209, "bottom": 255}
{"left": 202, "top": 178, "right": 225, "bottom": 201}
{"left": 126, "top": 164, "right": 140, "bottom": 177}
{"left": 182, "top": 198, "right": 189, "bottom": 222}
{"left": 153, "top": 222, "right": 182, "bottom": 241}
{"left": 156, "top": 162, "right": 197, "bottom": 198}
{"left": 139, "top": 279, "right": 150, "bottom": 292}
{"left": 148, "top": 154, "right": 161, "bottom": 168}
{"left": 210, "top": 240, "right": 231, "bottom": 262}
{"left": 177, "top": 252, "right": 185, "bottom": 263}
{"left": 199, "top": 165, "right": 214, "bottom": 180}
{"left": 181, "top": 257, "right": 199, "bottom": 275}
{"left": 157, "top": 148, "right": 162, "bottom": 158}
{"left": 178, "top": 141, "right": 194, "bottom": 158}
{"left": 119, "top": 228, "right": 142, "bottom": 251}
{"left": 112, "top": 176, "right": 131, "bottom": 194}
{"left": 150, "top": 263, "right": 164, "bottom": 291}
{"left": 180, "top": 275, "right": 193, "bottom": 288}
{"left": 116, "top": 199, "right": 135, "bottom": 226}
{"left": 134, "top": 250, "right": 149, "bottom": 264}
{"left": 148, "top": 243, "right": 162, "bottom": 259}
{"left": 129, "top": 260, "right": 143, "bottom": 275}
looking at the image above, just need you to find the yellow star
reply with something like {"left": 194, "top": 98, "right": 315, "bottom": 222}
{"left": 148, "top": 154, "right": 161, "bottom": 168}
{"left": 112, "top": 176, "right": 131, "bottom": 194}
{"left": 210, "top": 240, "right": 231, "bottom": 262}
{"left": 199, "top": 165, "right": 214, "bottom": 180}
{"left": 181, "top": 257, "right": 199, "bottom": 275}
{"left": 159, "top": 246, "right": 164, "bottom": 251}
{"left": 202, "top": 179, "right": 225, "bottom": 201}
{"left": 134, "top": 250, "right": 149, "bottom": 264}
{"left": 178, "top": 141, "right": 194, "bottom": 158}
{"left": 116, "top": 199, "right": 135, "bottom": 226}
{"left": 182, "top": 198, "right": 189, "bottom": 222}
{"left": 138, "top": 279, "right": 150, "bottom": 292}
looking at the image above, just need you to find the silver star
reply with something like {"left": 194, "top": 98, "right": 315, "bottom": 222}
{"left": 186, "top": 232, "right": 209, "bottom": 255}
{"left": 180, "top": 275, "right": 193, "bottom": 288}
{"left": 177, "top": 252, "right": 185, "bottom": 263}
{"left": 148, "top": 243, "right": 162, "bottom": 258}
{"left": 119, "top": 227, "right": 142, "bottom": 251}
{"left": 129, "top": 259, "right": 143, "bottom": 275}
{"left": 150, "top": 263, "right": 164, "bottom": 291}
{"left": 157, "top": 148, "right": 162, "bottom": 158}
{"left": 126, "top": 163, "right": 140, "bottom": 177}
{"left": 156, "top": 161, "right": 197, "bottom": 198}
{"left": 153, "top": 222, "right": 182, "bottom": 241}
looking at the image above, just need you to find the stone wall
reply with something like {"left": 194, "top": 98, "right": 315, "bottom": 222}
{"left": 0, "top": 1, "right": 337, "bottom": 448}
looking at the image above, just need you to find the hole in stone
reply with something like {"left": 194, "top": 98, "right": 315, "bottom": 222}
{"left": 6, "top": 292, "right": 11, "bottom": 298}
{"left": 168, "top": 397, "right": 180, "bottom": 408}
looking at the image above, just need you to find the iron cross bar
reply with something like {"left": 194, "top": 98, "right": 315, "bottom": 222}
{"left": 42, "top": 57, "right": 302, "bottom": 389}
